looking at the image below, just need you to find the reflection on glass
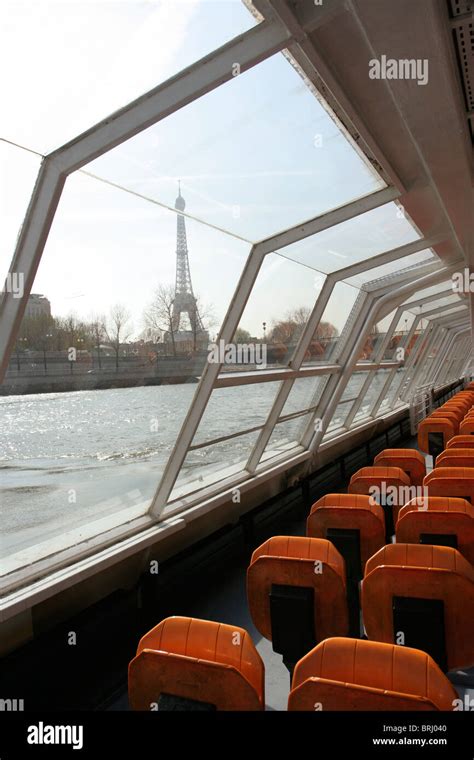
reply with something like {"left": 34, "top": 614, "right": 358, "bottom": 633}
{"left": 259, "top": 413, "right": 312, "bottom": 464}
{"left": 326, "top": 399, "right": 354, "bottom": 433}
{"left": 326, "top": 371, "right": 372, "bottom": 432}
{"left": 279, "top": 375, "right": 330, "bottom": 417}
{"left": 236, "top": 254, "right": 326, "bottom": 367}
{"left": 343, "top": 250, "right": 436, "bottom": 288}
{"left": 88, "top": 53, "right": 384, "bottom": 240}
{"left": 192, "top": 383, "right": 282, "bottom": 446}
{"left": 300, "top": 280, "right": 359, "bottom": 366}
{"left": 1, "top": 0, "right": 256, "bottom": 153}
{"left": 280, "top": 202, "right": 418, "bottom": 274}
{"left": 352, "top": 369, "right": 392, "bottom": 421}
{"left": 169, "top": 430, "right": 260, "bottom": 502}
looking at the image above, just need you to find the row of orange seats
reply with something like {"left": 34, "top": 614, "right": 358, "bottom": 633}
{"left": 418, "top": 387, "right": 474, "bottom": 457}
{"left": 128, "top": 618, "right": 458, "bottom": 711}
{"left": 128, "top": 386, "right": 474, "bottom": 711}
{"left": 344, "top": 456, "right": 474, "bottom": 563}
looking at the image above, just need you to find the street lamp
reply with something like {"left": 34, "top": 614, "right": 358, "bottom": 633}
{"left": 262, "top": 322, "right": 266, "bottom": 342}
{"left": 43, "top": 332, "right": 53, "bottom": 374}
{"left": 74, "top": 337, "right": 84, "bottom": 374}
{"left": 15, "top": 337, "right": 27, "bottom": 372}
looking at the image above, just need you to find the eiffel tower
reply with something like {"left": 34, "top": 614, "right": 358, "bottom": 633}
{"left": 172, "top": 183, "right": 205, "bottom": 338}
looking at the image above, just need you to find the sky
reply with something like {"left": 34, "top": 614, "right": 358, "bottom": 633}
{"left": 0, "top": 0, "right": 435, "bottom": 339}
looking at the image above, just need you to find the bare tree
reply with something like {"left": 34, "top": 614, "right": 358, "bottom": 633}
{"left": 107, "top": 304, "right": 132, "bottom": 370}
{"left": 143, "top": 285, "right": 177, "bottom": 357}
{"left": 189, "top": 295, "right": 216, "bottom": 353}
{"left": 88, "top": 314, "right": 107, "bottom": 369}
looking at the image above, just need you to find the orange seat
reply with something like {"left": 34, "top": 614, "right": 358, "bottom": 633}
{"left": 424, "top": 467, "right": 474, "bottom": 502}
{"left": 398, "top": 495, "right": 472, "bottom": 519}
{"left": 374, "top": 448, "right": 426, "bottom": 487}
{"left": 247, "top": 536, "right": 348, "bottom": 667}
{"left": 128, "top": 617, "right": 264, "bottom": 711}
{"left": 431, "top": 407, "right": 463, "bottom": 418}
{"left": 287, "top": 637, "right": 457, "bottom": 711}
{"left": 460, "top": 418, "right": 474, "bottom": 435}
{"left": 429, "top": 410, "right": 461, "bottom": 430}
{"left": 348, "top": 466, "right": 411, "bottom": 539}
{"left": 443, "top": 401, "right": 471, "bottom": 411}
{"left": 418, "top": 417, "right": 455, "bottom": 455}
{"left": 436, "top": 448, "right": 474, "bottom": 468}
{"left": 396, "top": 497, "right": 474, "bottom": 563}
{"left": 306, "top": 493, "right": 385, "bottom": 571}
{"left": 362, "top": 544, "right": 474, "bottom": 670}
{"left": 446, "top": 435, "right": 474, "bottom": 449}
{"left": 443, "top": 399, "right": 471, "bottom": 408}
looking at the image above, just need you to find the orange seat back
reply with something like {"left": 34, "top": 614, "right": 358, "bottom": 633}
{"left": 398, "top": 495, "right": 472, "bottom": 521}
{"left": 247, "top": 536, "right": 348, "bottom": 643}
{"left": 306, "top": 493, "right": 385, "bottom": 567}
{"left": 446, "top": 435, "right": 474, "bottom": 449}
{"left": 424, "top": 467, "right": 474, "bottom": 502}
{"left": 362, "top": 544, "right": 474, "bottom": 670}
{"left": 443, "top": 402, "right": 470, "bottom": 413}
{"left": 418, "top": 418, "right": 455, "bottom": 453}
{"left": 436, "top": 449, "right": 474, "bottom": 468}
{"left": 429, "top": 410, "right": 460, "bottom": 432}
{"left": 288, "top": 637, "right": 457, "bottom": 711}
{"left": 374, "top": 448, "right": 426, "bottom": 487}
{"left": 348, "top": 466, "right": 411, "bottom": 524}
{"left": 128, "top": 617, "right": 264, "bottom": 711}
{"left": 396, "top": 499, "right": 474, "bottom": 564}
{"left": 460, "top": 418, "right": 474, "bottom": 435}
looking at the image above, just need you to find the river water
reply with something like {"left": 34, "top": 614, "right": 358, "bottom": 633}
{"left": 0, "top": 372, "right": 387, "bottom": 557}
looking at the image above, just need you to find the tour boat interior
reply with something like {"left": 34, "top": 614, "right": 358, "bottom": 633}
{"left": 1, "top": 0, "right": 473, "bottom": 720}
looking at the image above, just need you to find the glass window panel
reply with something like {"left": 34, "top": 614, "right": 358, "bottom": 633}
{"left": 341, "top": 370, "right": 369, "bottom": 401}
{"left": 1, "top": 169, "right": 250, "bottom": 569}
{"left": 325, "top": 399, "right": 354, "bottom": 433}
{"left": 386, "top": 328, "right": 430, "bottom": 405}
{"left": 343, "top": 251, "right": 437, "bottom": 288}
{"left": 0, "top": 142, "right": 41, "bottom": 281}
{"left": 353, "top": 369, "right": 392, "bottom": 421}
{"left": 279, "top": 374, "right": 331, "bottom": 417}
{"left": 0, "top": 383, "right": 197, "bottom": 565}
{"left": 168, "top": 430, "right": 260, "bottom": 503}
{"left": 192, "top": 382, "right": 281, "bottom": 446}
{"left": 400, "top": 281, "right": 454, "bottom": 307}
{"left": 301, "top": 280, "right": 360, "bottom": 366}
{"left": 383, "top": 311, "right": 418, "bottom": 360}
{"left": 277, "top": 202, "right": 418, "bottom": 274}
{"left": 376, "top": 372, "right": 399, "bottom": 413}
{"left": 409, "top": 294, "right": 463, "bottom": 315}
{"left": 1, "top": 0, "right": 257, "bottom": 153}
{"left": 87, "top": 52, "right": 385, "bottom": 240}
{"left": 360, "top": 310, "right": 397, "bottom": 361}
{"left": 325, "top": 370, "right": 372, "bottom": 432}
{"left": 235, "top": 254, "right": 326, "bottom": 366}
{"left": 259, "top": 413, "right": 312, "bottom": 464}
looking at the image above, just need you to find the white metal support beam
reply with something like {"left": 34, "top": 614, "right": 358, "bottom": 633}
{"left": 254, "top": 186, "right": 399, "bottom": 254}
{"left": 148, "top": 243, "right": 266, "bottom": 516}
{"left": 0, "top": 162, "right": 65, "bottom": 379}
